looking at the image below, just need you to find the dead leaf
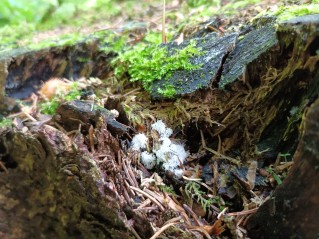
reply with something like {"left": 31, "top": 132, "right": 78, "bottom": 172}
{"left": 174, "top": 32, "right": 184, "bottom": 45}
{"left": 246, "top": 161, "right": 257, "bottom": 190}
{"left": 189, "top": 218, "right": 225, "bottom": 237}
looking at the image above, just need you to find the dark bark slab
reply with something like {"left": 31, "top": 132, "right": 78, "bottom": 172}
{"left": 149, "top": 20, "right": 278, "bottom": 99}
{"left": 220, "top": 23, "right": 278, "bottom": 88}
{"left": 150, "top": 32, "right": 238, "bottom": 99}
{"left": 55, "top": 100, "right": 130, "bottom": 136}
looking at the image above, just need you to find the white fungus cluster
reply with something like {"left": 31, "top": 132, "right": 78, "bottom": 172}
{"left": 130, "top": 120, "right": 189, "bottom": 177}
{"left": 151, "top": 120, "right": 173, "bottom": 138}
{"left": 130, "top": 133, "right": 148, "bottom": 151}
{"left": 140, "top": 151, "right": 156, "bottom": 169}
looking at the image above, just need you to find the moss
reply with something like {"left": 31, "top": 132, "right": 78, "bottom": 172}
{"left": 256, "top": 4, "right": 319, "bottom": 22}
{"left": 0, "top": 0, "right": 135, "bottom": 53}
{"left": 184, "top": 181, "right": 214, "bottom": 212}
{"left": 277, "top": 4, "right": 319, "bottom": 21}
{"left": 113, "top": 39, "right": 203, "bottom": 97}
{"left": 99, "top": 33, "right": 128, "bottom": 54}
{"left": 0, "top": 25, "right": 99, "bottom": 53}
{"left": 28, "top": 32, "right": 85, "bottom": 51}
{"left": 0, "top": 117, "right": 12, "bottom": 128}
{"left": 222, "top": 0, "right": 262, "bottom": 14}
{"left": 157, "top": 84, "right": 177, "bottom": 98}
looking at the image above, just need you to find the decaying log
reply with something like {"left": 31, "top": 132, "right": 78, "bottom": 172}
{"left": 0, "top": 29, "right": 119, "bottom": 110}
{"left": 55, "top": 100, "right": 130, "bottom": 136}
{"left": 246, "top": 97, "right": 319, "bottom": 239}
{"left": 1, "top": 11, "right": 319, "bottom": 239}
{"left": 0, "top": 123, "right": 152, "bottom": 239}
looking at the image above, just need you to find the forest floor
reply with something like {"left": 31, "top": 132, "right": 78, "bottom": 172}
{"left": 1, "top": 1, "right": 318, "bottom": 239}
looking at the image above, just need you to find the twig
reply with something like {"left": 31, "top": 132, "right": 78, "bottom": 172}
{"left": 0, "top": 161, "right": 8, "bottom": 174}
{"left": 162, "top": 0, "right": 167, "bottom": 43}
{"left": 23, "top": 112, "right": 37, "bottom": 122}
{"left": 204, "top": 146, "right": 240, "bottom": 166}
{"left": 122, "top": 88, "right": 141, "bottom": 97}
{"left": 150, "top": 222, "right": 178, "bottom": 239}
{"left": 122, "top": 181, "right": 132, "bottom": 203}
{"left": 124, "top": 179, "right": 136, "bottom": 196}
{"left": 182, "top": 175, "right": 202, "bottom": 181}
{"left": 134, "top": 206, "right": 158, "bottom": 212}
{"left": 129, "top": 225, "right": 142, "bottom": 239}
{"left": 126, "top": 160, "right": 139, "bottom": 187}
{"left": 225, "top": 208, "right": 258, "bottom": 217}
{"left": 197, "top": 181, "right": 215, "bottom": 194}
{"left": 129, "top": 186, "right": 165, "bottom": 211}
{"left": 217, "top": 207, "right": 228, "bottom": 219}
{"left": 200, "top": 130, "right": 240, "bottom": 166}
{"left": 164, "top": 216, "right": 182, "bottom": 225}
{"left": 189, "top": 228, "right": 213, "bottom": 239}
{"left": 144, "top": 188, "right": 165, "bottom": 203}
{"left": 183, "top": 204, "right": 202, "bottom": 226}
{"left": 137, "top": 198, "right": 152, "bottom": 209}
{"left": 122, "top": 158, "right": 137, "bottom": 187}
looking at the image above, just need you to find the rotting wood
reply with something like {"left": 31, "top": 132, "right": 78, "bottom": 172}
{"left": 0, "top": 122, "right": 153, "bottom": 239}
{"left": 246, "top": 96, "right": 319, "bottom": 239}
{"left": 1, "top": 10, "right": 319, "bottom": 239}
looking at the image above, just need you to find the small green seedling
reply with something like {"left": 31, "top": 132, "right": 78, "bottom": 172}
{"left": 159, "top": 184, "right": 177, "bottom": 197}
{"left": 185, "top": 181, "right": 213, "bottom": 212}
{"left": 278, "top": 152, "right": 291, "bottom": 162}
{"left": 0, "top": 117, "right": 12, "bottom": 128}
{"left": 266, "top": 168, "right": 283, "bottom": 185}
{"left": 40, "top": 82, "right": 82, "bottom": 115}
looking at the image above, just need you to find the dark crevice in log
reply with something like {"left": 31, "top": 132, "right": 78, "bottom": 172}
{"left": 3, "top": 39, "right": 115, "bottom": 100}
{"left": 246, "top": 95, "right": 319, "bottom": 239}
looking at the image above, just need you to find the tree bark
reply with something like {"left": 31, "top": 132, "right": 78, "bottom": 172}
{"left": 246, "top": 96, "right": 319, "bottom": 239}
{"left": 0, "top": 123, "right": 152, "bottom": 239}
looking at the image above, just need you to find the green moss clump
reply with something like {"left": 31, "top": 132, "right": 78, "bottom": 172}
{"left": 222, "top": 0, "right": 262, "bottom": 14}
{"left": 157, "top": 84, "right": 177, "bottom": 98}
{"left": 186, "top": 0, "right": 220, "bottom": 8}
{"left": 264, "top": 4, "right": 319, "bottom": 22}
{"left": 113, "top": 40, "right": 202, "bottom": 97}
